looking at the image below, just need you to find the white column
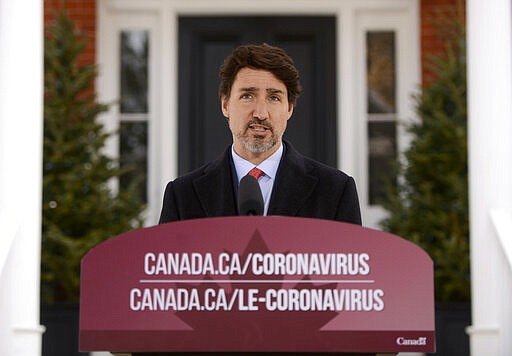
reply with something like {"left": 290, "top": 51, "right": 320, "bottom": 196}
{"left": 466, "top": 0, "right": 512, "bottom": 355}
{"left": 0, "top": 0, "right": 45, "bottom": 355}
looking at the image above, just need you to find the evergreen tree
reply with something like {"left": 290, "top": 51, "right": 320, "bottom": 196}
{"left": 43, "top": 11, "right": 145, "bottom": 303}
{"left": 379, "top": 7, "right": 469, "bottom": 302}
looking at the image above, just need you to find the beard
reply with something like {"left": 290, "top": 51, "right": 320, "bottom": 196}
{"left": 235, "top": 119, "right": 282, "bottom": 153}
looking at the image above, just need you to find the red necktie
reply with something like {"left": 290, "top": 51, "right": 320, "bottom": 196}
{"left": 248, "top": 167, "right": 264, "bottom": 180}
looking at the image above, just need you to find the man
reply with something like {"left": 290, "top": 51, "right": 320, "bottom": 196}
{"left": 159, "top": 43, "right": 361, "bottom": 225}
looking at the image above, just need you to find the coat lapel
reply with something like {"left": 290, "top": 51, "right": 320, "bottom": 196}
{"left": 192, "top": 148, "right": 238, "bottom": 217}
{"left": 268, "top": 141, "right": 318, "bottom": 216}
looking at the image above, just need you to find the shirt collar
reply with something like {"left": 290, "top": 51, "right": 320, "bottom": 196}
{"left": 231, "top": 144, "right": 284, "bottom": 183}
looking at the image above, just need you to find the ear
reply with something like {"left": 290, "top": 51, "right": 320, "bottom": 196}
{"left": 221, "top": 96, "right": 230, "bottom": 118}
{"left": 287, "top": 104, "right": 294, "bottom": 120}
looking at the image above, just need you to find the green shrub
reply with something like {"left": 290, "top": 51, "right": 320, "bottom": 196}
{"left": 379, "top": 6, "right": 469, "bottom": 302}
{"left": 42, "top": 11, "right": 145, "bottom": 303}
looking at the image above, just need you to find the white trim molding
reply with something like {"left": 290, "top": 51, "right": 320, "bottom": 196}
{"left": 0, "top": 0, "right": 45, "bottom": 354}
{"left": 467, "top": 0, "right": 512, "bottom": 354}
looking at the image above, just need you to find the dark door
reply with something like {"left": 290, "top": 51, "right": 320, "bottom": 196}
{"left": 178, "top": 16, "right": 336, "bottom": 174}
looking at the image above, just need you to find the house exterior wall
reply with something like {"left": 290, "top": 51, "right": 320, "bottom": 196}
{"left": 44, "top": 0, "right": 465, "bottom": 85}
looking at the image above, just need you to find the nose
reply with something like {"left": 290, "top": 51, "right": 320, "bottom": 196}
{"left": 253, "top": 98, "right": 269, "bottom": 120}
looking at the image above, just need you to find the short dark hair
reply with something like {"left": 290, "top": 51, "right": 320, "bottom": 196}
{"left": 218, "top": 43, "right": 302, "bottom": 106}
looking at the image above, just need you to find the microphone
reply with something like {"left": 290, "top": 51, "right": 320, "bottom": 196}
{"left": 238, "top": 174, "right": 264, "bottom": 216}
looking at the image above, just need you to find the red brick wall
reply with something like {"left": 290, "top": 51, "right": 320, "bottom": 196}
{"left": 43, "top": 0, "right": 465, "bottom": 89}
{"left": 44, "top": 0, "right": 96, "bottom": 68}
{"left": 421, "top": 0, "right": 466, "bottom": 84}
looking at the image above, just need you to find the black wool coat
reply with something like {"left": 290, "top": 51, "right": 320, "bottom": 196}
{"left": 159, "top": 141, "right": 362, "bottom": 225}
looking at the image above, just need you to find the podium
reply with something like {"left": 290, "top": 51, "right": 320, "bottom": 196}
{"left": 80, "top": 216, "right": 435, "bottom": 355}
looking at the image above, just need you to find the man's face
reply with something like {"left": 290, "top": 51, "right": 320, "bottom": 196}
{"left": 221, "top": 67, "right": 294, "bottom": 163}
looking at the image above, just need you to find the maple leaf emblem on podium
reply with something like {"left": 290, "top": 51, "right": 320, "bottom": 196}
{"left": 174, "top": 229, "right": 339, "bottom": 351}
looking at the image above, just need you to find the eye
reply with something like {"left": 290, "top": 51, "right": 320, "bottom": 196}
{"left": 240, "top": 93, "right": 254, "bottom": 100}
{"left": 269, "top": 95, "right": 281, "bottom": 102}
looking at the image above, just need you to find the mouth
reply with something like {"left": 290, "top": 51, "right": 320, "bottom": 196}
{"left": 248, "top": 123, "right": 270, "bottom": 133}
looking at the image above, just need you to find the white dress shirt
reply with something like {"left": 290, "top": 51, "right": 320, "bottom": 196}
{"left": 231, "top": 144, "right": 284, "bottom": 216}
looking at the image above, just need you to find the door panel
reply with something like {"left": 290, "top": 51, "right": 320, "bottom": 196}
{"left": 178, "top": 17, "right": 336, "bottom": 174}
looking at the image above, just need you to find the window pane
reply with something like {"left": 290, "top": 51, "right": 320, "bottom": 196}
{"left": 120, "top": 121, "right": 148, "bottom": 202}
{"left": 120, "top": 31, "right": 149, "bottom": 113}
{"left": 367, "top": 31, "right": 397, "bottom": 205}
{"left": 367, "top": 32, "right": 396, "bottom": 114}
{"left": 368, "top": 121, "right": 396, "bottom": 205}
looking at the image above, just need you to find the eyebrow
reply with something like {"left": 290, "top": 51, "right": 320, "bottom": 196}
{"left": 238, "top": 87, "right": 285, "bottom": 95}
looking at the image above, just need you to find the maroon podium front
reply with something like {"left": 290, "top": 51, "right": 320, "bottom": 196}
{"left": 80, "top": 216, "right": 435, "bottom": 355}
